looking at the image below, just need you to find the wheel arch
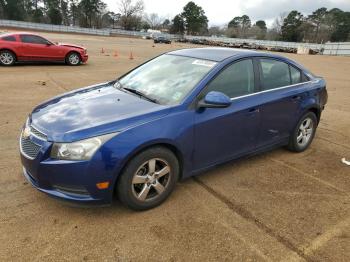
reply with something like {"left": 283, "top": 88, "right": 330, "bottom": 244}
{"left": 299, "top": 95, "right": 321, "bottom": 126}
{"left": 65, "top": 50, "right": 82, "bottom": 61}
{"left": 0, "top": 48, "right": 17, "bottom": 60}
{"left": 308, "top": 107, "right": 321, "bottom": 124}
{"left": 112, "top": 141, "right": 185, "bottom": 195}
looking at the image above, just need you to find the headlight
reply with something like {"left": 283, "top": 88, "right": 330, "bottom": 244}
{"left": 50, "top": 133, "right": 117, "bottom": 160}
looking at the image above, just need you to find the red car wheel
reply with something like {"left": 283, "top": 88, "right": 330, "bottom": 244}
{"left": 66, "top": 52, "right": 81, "bottom": 66}
{"left": 0, "top": 50, "right": 16, "bottom": 66}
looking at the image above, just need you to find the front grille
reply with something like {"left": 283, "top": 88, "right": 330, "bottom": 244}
{"left": 20, "top": 135, "right": 41, "bottom": 159}
{"left": 30, "top": 125, "right": 47, "bottom": 140}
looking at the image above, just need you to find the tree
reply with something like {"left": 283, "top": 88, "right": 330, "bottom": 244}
{"left": 118, "top": 0, "right": 144, "bottom": 30}
{"left": 308, "top": 7, "right": 327, "bottom": 42}
{"left": 181, "top": 1, "right": 208, "bottom": 35}
{"left": 269, "top": 12, "right": 287, "bottom": 40}
{"left": 240, "top": 15, "right": 251, "bottom": 36}
{"left": 1, "top": 0, "right": 26, "bottom": 20}
{"left": 141, "top": 21, "right": 150, "bottom": 30}
{"left": 69, "top": 0, "right": 80, "bottom": 26}
{"left": 208, "top": 26, "right": 224, "bottom": 36}
{"left": 281, "top": 10, "right": 304, "bottom": 42}
{"left": 101, "top": 11, "right": 120, "bottom": 28}
{"left": 44, "top": 0, "right": 63, "bottom": 25}
{"left": 228, "top": 15, "right": 251, "bottom": 37}
{"left": 60, "top": 0, "right": 70, "bottom": 25}
{"left": 251, "top": 20, "right": 266, "bottom": 40}
{"left": 228, "top": 17, "right": 240, "bottom": 28}
{"left": 144, "top": 13, "right": 162, "bottom": 29}
{"left": 0, "top": 0, "right": 5, "bottom": 19}
{"left": 326, "top": 8, "right": 350, "bottom": 42}
{"left": 170, "top": 14, "right": 185, "bottom": 34}
{"left": 32, "top": 7, "right": 45, "bottom": 22}
{"left": 162, "top": 18, "right": 170, "bottom": 30}
{"left": 78, "top": 0, "right": 106, "bottom": 28}
{"left": 255, "top": 20, "right": 267, "bottom": 30}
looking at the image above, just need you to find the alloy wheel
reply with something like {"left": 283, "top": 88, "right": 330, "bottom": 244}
{"left": 297, "top": 117, "right": 314, "bottom": 147}
{"left": 68, "top": 53, "right": 80, "bottom": 65}
{"left": 131, "top": 158, "right": 171, "bottom": 202}
{"left": 0, "top": 52, "right": 14, "bottom": 65}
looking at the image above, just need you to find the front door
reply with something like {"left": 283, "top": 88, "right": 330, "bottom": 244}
{"left": 193, "top": 59, "right": 261, "bottom": 170}
{"left": 19, "top": 35, "right": 62, "bottom": 61}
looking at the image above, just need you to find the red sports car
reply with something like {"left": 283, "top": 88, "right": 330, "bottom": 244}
{"left": 0, "top": 32, "right": 88, "bottom": 66}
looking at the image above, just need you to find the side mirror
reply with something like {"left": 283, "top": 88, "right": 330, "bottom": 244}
{"left": 198, "top": 91, "right": 232, "bottom": 109}
{"left": 46, "top": 41, "right": 52, "bottom": 46}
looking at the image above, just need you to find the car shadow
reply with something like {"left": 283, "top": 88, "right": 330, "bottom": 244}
{"left": 3, "top": 62, "right": 88, "bottom": 67}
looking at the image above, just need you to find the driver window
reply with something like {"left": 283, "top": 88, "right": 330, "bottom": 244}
{"left": 20, "top": 35, "right": 48, "bottom": 45}
{"left": 204, "top": 59, "right": 255, "bottom": 99}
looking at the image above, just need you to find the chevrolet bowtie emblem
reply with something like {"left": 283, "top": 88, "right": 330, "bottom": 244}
{"left": 22, "top": 127, "right": 31, "bottom": 139}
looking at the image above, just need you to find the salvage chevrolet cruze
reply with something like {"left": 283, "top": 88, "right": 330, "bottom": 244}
{"left": 20, "top": 48, "right": 327, "bottom": 210}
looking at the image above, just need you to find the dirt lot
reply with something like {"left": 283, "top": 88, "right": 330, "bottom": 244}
{"left": 0, "top": 31, "right": 349, "bottom": 261}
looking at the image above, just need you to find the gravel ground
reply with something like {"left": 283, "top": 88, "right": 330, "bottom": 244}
{"left": 0, "top": 31, "right": 349, "bottom": 261}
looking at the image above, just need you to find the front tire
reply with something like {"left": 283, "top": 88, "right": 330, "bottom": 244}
{"left": 66, "top": 52, "right": 81, "bottom": 66}
{"left": 117, "top": 147, "right": 179, "bottom": 211}
{"left": 287, "top": 112, "right": 317, "bottom": 152}
{"left": 0, "top": 50, "right": 16, "bottom": 66}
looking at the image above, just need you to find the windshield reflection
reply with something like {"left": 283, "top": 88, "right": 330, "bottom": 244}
{"left": 117, "top": 55, "right": 217, "bottom": 105}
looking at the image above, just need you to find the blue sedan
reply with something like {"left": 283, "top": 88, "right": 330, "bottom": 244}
{"left": 20, "top": 48, "right": 328, "bottom": 210}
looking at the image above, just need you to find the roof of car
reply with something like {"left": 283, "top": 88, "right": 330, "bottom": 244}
{"left": 1, "top": 32, "right": 41, "bottom": 37}
{"left": 168, "top": 47, "right": 260, "bottom": 62}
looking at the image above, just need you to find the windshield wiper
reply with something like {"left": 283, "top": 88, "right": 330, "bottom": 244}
{"left": 123, "top": 87, "right": 158, "bottom": 103}
{"left": 121, "top": 86, "right": 159, "bottom": 104}
{"left": 114, "top": 81, "right": 159, "bottom": 104}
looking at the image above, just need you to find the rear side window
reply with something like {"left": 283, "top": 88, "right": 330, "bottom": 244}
{"left": 259, "top": 59, "right": 290, "bottom": 90}
{"left": 1, "top": 36, "right": 16, "bottom": 42}
{"left": 20, "top": 35, "right": 48, "bottom": 45}
{"left": 205, "top": 59, "right": 255, "bottom": 98}
{"left": 259, "top": 58, "right": 309, "bottom": 90}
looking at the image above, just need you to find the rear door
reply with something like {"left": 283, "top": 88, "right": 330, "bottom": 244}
{"left": 193, "top": 59, "right": 261, "bottom": 170}
{"left": 256, "top": 58, "right": 311, "bottom": 148}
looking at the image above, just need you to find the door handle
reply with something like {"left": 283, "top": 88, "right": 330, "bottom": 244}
{"left": 248, "top": 108, "right": 260, "bottom": 113}
{"left": 291, "top": 95, "right": 301, "bottom": 101}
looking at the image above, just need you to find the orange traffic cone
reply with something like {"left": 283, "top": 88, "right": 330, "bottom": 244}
{"left": 129, "top": 51, "right": 134, "bottom": 60}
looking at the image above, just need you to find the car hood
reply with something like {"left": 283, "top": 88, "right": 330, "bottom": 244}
{"left": 58, "top": 43, "right": 85, "bottom": 50}
{"left": 30, "top": 83, "right": 170, "bottom": 142}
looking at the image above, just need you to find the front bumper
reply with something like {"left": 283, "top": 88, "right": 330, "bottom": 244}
{"left": 81, "top": 54, "right": 88, "bottom": 63}
{"left": 22, "top": 167, "right": 106, "bottom": 206}
{"left": 20, "top": 132, "right": 116, "bottom": 206}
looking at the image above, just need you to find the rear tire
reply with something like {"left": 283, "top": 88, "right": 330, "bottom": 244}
{"left": 117, "top": 147, "right": 179, "bottom": 211}
{"left": 65, "top": 52, "right": 81, "bottom": 66}
{"left": 0, "top": 50, "right": 16, "bottom": 66}
{"left": 287, "top": 112, "right": 317, "bottom": 152}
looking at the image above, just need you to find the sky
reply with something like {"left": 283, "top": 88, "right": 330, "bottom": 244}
{"left": 105, "top": 0, "right": 350, "bottom": 27}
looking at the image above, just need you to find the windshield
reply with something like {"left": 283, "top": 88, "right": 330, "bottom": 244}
{"left": 116, "top": 54, "right": 217, "bottom": 105}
